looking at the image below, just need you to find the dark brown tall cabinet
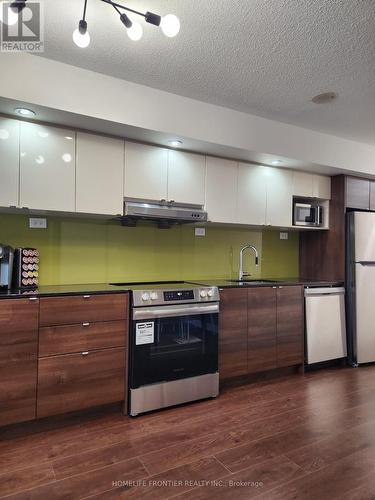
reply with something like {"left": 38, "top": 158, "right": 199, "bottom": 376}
{"left": 0, "top": 298, "right": 39, "bottom": 426}
{"left": 219, "top": 286, "right": 304, "bottom": 381}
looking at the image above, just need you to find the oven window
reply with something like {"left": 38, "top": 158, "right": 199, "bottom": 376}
{"left": 131, "top": 312, "right": 218, "bottom": 387}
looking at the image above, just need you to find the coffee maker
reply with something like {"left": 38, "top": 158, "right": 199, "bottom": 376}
{"left": 0, "top": 244, "right": 14, "bottom": 289}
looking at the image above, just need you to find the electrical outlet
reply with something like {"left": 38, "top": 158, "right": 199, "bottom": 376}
{"left": 195, "top": 227, "right": 206, "bottom": 237}
{"left": 29, "top": 217, "right": 47, "bottom": 229}
{"left": 280, "top": 232, "right": 288, "bottom": 240}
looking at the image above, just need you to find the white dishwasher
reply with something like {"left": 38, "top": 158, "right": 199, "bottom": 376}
{"left": 304, "top": 287, "right": 347, "bottom": 364}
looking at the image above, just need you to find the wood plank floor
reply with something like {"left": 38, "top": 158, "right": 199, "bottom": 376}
{"left": 1, "top": 366, "right": 375, "bottom": 499}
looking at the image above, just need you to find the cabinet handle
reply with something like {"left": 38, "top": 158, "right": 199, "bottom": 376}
{"left": 272, "top": 286, "right": 277, "bottom": 289}
{"left": 82, "top": 322, "right": 90, "bottom": 327}
{"left": 278, "top": 286, "right": 284, "bottom": 289}
{"left": 81, "top": 351, "right": 89, "bottom": 356}
{"left": 29, "top": 297, "right": 38, "bottom": 301}
{"left": 83, "top": 295, "right": 91, "bottom": 299}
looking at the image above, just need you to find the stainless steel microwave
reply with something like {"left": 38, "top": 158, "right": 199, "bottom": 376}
{"left": 293, "top": 202, "right": 323, "bottom": 227}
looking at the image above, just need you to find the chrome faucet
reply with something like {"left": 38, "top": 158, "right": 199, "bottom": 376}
{"left": 239, "top": 244, "right": 259, "bottom": 281}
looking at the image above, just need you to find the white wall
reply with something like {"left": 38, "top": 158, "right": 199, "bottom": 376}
{"left": 1, "top": 53, "right": 375, "bottom": 175}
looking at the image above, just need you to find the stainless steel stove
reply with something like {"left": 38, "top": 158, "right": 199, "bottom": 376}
{"left": 126, "top": 281, "right": 220, "bottom": 416}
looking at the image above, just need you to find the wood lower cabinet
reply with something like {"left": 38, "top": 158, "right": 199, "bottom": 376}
{"left": 0, "top": 298, "right": 39, "bottom": 426}
{"left": 276, "top": 286, "right": 304, "bottom": 367}
{"left": 247, "top": 287, "right": 277, "bottom": 373}
{"left": 219, "top": 288, "right": 248, "bottom": 379}
{"left": 37, "top": 347, "right": 126, "bottom": 417}
{"left": 219, "top": 286, "right": 303, "bottom": 381}
{"left": 37, "top": 293, "right": 129, "bottom": 418}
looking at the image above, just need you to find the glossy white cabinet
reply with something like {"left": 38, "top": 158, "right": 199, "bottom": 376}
{"left": 206, "top": 157, "right": 238, "bottom": 223}
{"left": 293, "top": 171, "right": 331, "bottom": 200}
{"left": 167, "top": 151, "right": 205, "bottom": 205}
{"left": 124, "top": 142, "right": 168, "bottom": 201}
{"left": 237, "top": 163, "right": 267, "bottom": 225}
{"left": 0, "top": 118, "right": 19, "bottom": 207}
{"left": 293, "top": 171, "right": 314, "bottom": 198}
{"left": 19, "top": 123, "right": 76, "bottom": 212}
{"left": 76, "top": 132, "right": 124, "bottom": 215}
{"left": 266, "top": 167, "right": 293, "bottom": 227}
{"left": 313, "top": 174, "right": 331, "bottom": 199}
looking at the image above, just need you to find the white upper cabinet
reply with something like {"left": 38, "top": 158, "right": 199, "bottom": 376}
{"left": 237, "top": 163, "right": 267, "bottom": 225}
{"left": 124, "top": 142, "right": 168, "bottom": 201}
{"left": 313, "top": 174, "right": 331, "bottom": 199}
{"left": 19, "top": 122, "right": 76, "bottom": 212}
{"left": 0, "top": 118, "right": 19, "bottom": 208}
{"left": 205, "top": 157, "right": 238, "bottom": 223}
{"left": 293, "top": 171, "right": 314, "bottom": 198}
{"left": 266, "top": 167, "right": 293, "bottom": 227}
{"left": 76, "top": 132, "right": 124, "bottom": 215}
{"left": 167, "top": 151, "right": 206, "bottom": 205}
{"left": 293, "top": 171, "right": 331, "bottom": 200}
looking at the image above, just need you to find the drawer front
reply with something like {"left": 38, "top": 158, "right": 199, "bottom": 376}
{"left": 39, "top": 293, "right": 129, "bottom": 326}
{"left": 37, "top": 347, "right": 126, "bottom": 417}
{"left": 39, "top": 320, "right": 128, "bottom": 357}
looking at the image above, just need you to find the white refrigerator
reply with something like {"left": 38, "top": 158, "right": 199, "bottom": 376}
{"left": 347, "top": 211, "right": 375, "bottom": 364}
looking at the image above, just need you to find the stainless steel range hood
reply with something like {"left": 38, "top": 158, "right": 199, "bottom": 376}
{"left": 121, "top": 198, "right": 208, "bottom": 228}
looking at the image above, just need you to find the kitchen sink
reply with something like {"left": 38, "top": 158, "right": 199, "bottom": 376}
{"left": 226, "top": 279, "right": 281, "bottom": 284}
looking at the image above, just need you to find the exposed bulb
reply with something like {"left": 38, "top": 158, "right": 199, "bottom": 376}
{"left": 161, "top": 14, "right": 180, "bottom": 37}
{"left": 0, "top": 1, "right": 19, "bottom": 25}
{"left": 127, "top": 21, "right": 143, "bottom": 41}
{"left": 72, "top": 28, "right": 90, "bottom": 48}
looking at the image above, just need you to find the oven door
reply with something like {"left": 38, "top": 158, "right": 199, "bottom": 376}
{"left": 294, "top": 203, "right": 318, "bottom": 226}
{"left": 130, "top": 302, "right": 219, "bottom": 388}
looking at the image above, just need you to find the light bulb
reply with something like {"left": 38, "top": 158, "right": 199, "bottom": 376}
{"left": 127, "top": 21, "right": 143, "bottom": 41}
{"left": 0, "top": 1, "right": 19, "bottom": 25}
{"left": 14, "top": 107, "right": 36, "bottom": 117}
{"left": 72, "top": 28, "right": 90, "bottom": 48}
{"left": 161, "top": 14, "right": 180, "bottom": 37}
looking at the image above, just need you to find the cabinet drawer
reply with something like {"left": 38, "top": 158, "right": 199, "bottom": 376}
{"left": 37, "top": 347, "right": 126, "bottom": 417}
{"left": 39, "top": 294, "right": 129, "bottom": 326}
{"left": 39, "top": 320, "right": 128, "bottom": 357}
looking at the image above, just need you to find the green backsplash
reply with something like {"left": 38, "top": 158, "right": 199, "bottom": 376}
{"left": 0, "top": 214, "right": 299, "bottom": 285}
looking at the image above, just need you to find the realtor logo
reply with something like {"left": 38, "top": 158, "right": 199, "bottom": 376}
{"left": 0, "top": 1, "right": 44, "bottom": 52}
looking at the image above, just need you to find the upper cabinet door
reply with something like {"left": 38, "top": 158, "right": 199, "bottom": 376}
{"left": 0, "top": 118, "right": 19, "bottom": 208}
{"left": 266, "top": 168, "right": 293, "bottom": 227}
{"left": 167, "top": 151, "right": 205, "bottom": 205}
{"left": 237, "top": 163, "right": 267, "bottom": 225}
{"left": 313, "top": 175, "right": 331, "bottom": 200}
{"left": 124, "top": 142, "right": 168, "bottom": 201}
{"left": 293, "top": 171, "right": 313, "bottom": 198}
{"left": 76, "top": 132, "right": 124, "bottom": 215}
{"left": 20, "top": 123, "right": 75, "bottom": 212}
{"left": 205, "top": 157, "right": 238, "bottom": 223}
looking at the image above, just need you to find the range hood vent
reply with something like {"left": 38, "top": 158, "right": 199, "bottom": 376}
{"left": 120, "top": 198, "right": 208, "bottom": 229}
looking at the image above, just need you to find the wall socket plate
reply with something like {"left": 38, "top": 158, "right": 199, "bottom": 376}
{"left": 195, "top": 227, "right": 206, "bottom": 237}
{"left": 280, "top": 232, "right": 288, "bottom": 240}
{"left": 29, "top": 217, "right": 47, "bottom": 229}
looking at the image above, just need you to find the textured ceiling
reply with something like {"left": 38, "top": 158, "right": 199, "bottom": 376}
{"left": 37, "top": 0, "right": 375, "bottom": 144}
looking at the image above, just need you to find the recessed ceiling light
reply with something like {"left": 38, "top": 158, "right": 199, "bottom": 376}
{"left": 271, "top": 160, "right": 282, "bottom": 165}
{"left": 168, "top": 140, "right": 183, "bottom": 147}
{"left": 311, "top": 92, "right": 337, "bottom": 104}
{"left": 14, "top": 107, "right": 36, "bottom": 117}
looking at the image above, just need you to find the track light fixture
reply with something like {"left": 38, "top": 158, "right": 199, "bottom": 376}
{"left": 72, "top": 0, "right": 180, "bottom": 47}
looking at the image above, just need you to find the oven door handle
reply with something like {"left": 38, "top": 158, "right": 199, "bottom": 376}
{"left": 133, "top": 303, "right": 219, "bottom": 320}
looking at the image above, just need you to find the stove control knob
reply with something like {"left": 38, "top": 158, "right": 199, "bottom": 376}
{"left": 142, "top": 292, "right": 150, "bottom": 301}
{"left": 200, "top": 290, "right": 207, "bottom": 298}
{"left": 207, "top": 289, "right": 214, "bottom": 297}
{"left": 150, "top": 292, "right": 158, "bottom": 301}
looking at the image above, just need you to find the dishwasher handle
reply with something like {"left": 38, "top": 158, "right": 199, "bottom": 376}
{"left": 304, "top": 287, "right": 345, "bottom": 297}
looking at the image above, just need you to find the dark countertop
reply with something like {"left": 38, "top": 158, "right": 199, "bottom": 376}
{"left": 0, "top": 283, "right": 132, "bottom": 299}
{"left": 0, "top": 278, "right": 344, "bottom": 299}
{"left": 190, "top": 278, "right": 344, "bottom": 289}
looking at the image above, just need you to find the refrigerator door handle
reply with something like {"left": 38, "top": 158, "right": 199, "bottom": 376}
{"left": 357, "top": 261, "right": 375, "bottom": 266}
